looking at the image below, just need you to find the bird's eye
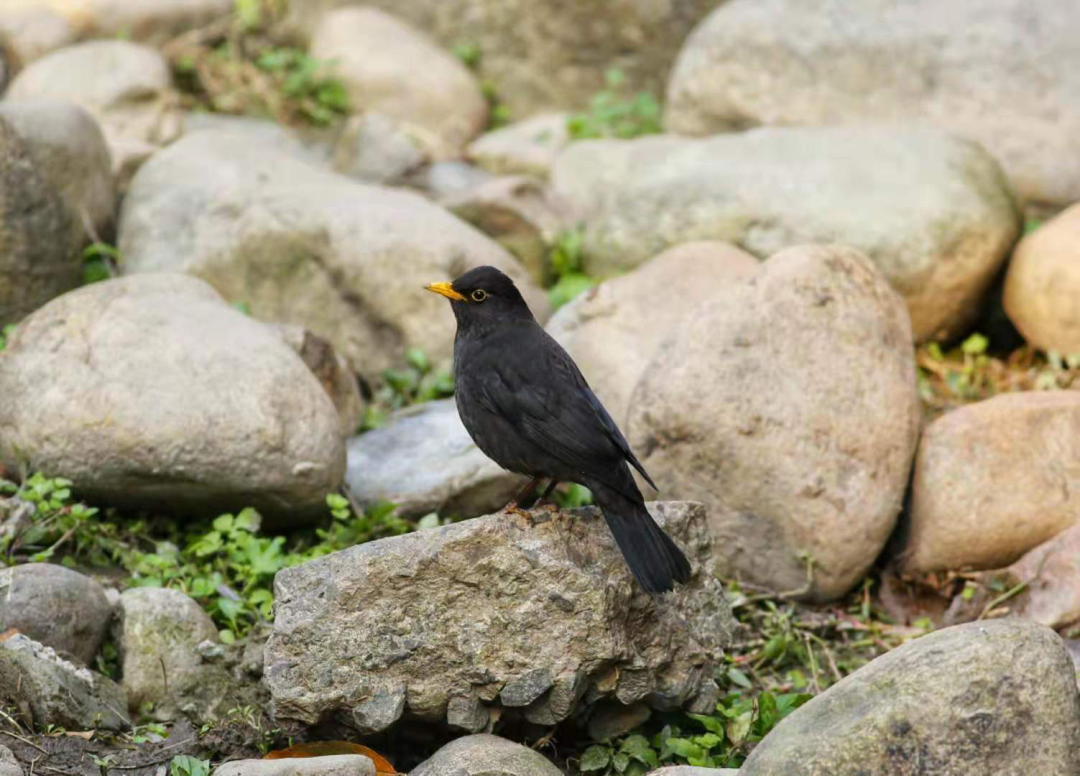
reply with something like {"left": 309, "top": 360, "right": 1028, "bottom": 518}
{"left": 471, "top": 289, "right": 488, "bottom": 302}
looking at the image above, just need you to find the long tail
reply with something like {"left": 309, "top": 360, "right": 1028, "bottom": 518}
{"left": 586, "top": 472, "right": 692, "bottom": 594}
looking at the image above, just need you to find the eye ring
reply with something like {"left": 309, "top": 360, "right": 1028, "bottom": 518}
{"left": 471, "top": 289, "right": 488, "bottom": 302}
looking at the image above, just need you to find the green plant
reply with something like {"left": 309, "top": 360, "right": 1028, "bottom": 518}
{"left": 547, "top": 227, "right": 599, "bottom": 309}
{"left": 567, "top": 69, "right": 662, "bottom": 140}
{"left": 82, "top": 242, "right": 120, "bottom": 285}
{"left": 363, "top": 348, "right": 455, "bottom": 429}
{"left": 171, "top": 756, "right": 211, "bottom": 776}
{"left": 254, "top": 47, "right": 350, "bottom": 125}
{"left": 0, "top": 323, "right": 12, "bottom": 351}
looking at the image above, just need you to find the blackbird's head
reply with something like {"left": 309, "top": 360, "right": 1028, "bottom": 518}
{"left": 425, "top": 265, "right": 534, "bottom": 329}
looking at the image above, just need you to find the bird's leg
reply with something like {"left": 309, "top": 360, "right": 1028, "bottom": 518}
{"left": 502, "top": 477, "right": 539, "bottom": 521}
{"left": 533, "top": 480, "right": 562, "bottom": 513}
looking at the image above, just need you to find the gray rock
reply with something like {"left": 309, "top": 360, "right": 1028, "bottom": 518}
{"left": 213, "top": 756, "right": 373, "bottom": 776}
{"left": 409, "top": 734, "right": 561, "bottom": 776}
{"left": 443, "top": 176, "right": 570, "bottom": 285}
{"left": 627, "top": 245, "right": 920, "bottom": 601}
{"left": 331, "top": 112, "right": 426, "bottom": 185}
{"left": 62, "top": 0, "right": 231, "bottom": 46}
{"left": 114, "top": 587, "right": 236, "bottom": 723}
{"left": 903, "top": 391, "right": 1080, "bottom": 576}
{"left": 0, "top": 115, "right": 79, "bottom": 322}
{"left": 271, "top": 324, "right": 364, "bottom": 438}
{"left": 182, "top": 113, "right": 331, "bottom": 168}
{"left": 287, "top": 1, "right": 719, "bottom": 120}
{"left": 417, "top": 161, "right": 494, "bottom": 200}
{"left": 552, "top": 126, "right": 1020, "bottom": 342}
{"left": 0, "top": 274, "right": 345, "bottom": 524}
{"left": 118, "top": 130, "right": 549, "bottom": 379}
{"left": 0, "top": 745, "right": 22, "bottom": 776}
{"left": 0, "top": 564, "right": 112, "bottom": 666}
{"left": 467, "top": 114, "right": 571, "bottom": 179}
{"left": 6, "top": 40, "right": 182, "bottom": 185}
{"left": 266, "top": 502, "right": 732, "bottom": 734}
{"left": 310, "top": 8, "right": 486, "bottom": 158}
{"left": 0, "top": 633, "right": 128, "bottom": 731}
{"left": 547, "top": 241, "right": 760, "bottom": 431}
{"left": 649, "top": 769, "right": 739, "bottom": 776}
{"left": 666, "top": 0, "right": 1080, "bottom": 206}
{"left": 588, "top": 701, "right": 651, "bottom": 742}
{"left": 347, "top": 401, "right": 524, "bottom": 521}
{"left": 0, "top": 101, "right": 115, "bottom": 245}
{"left": 740, "top": 620, "right": 1080, "bottom": 775}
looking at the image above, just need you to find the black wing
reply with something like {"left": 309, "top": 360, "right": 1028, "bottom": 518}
{"left": 475, "top": 328, "right": 657, "bottom": 498}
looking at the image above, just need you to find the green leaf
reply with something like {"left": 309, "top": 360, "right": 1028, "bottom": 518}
{"left": 961, "top": 332, "right": 989, "bottom": 356}
{"left": 727, "top": 710, "right": 753, "bottom": 744}
{"left": 171, "top": 756, "right": 210, "bottom": 776}
{"left": 579, "top": 745, "right": 612, "bottom": 771}
{"left": 612, "top": 751, "right": 630, "bottom": 772}
{"left": 619, "top": 734, "right": 658, "bottom": 767}
{"left": 687, "top": 713, "right": 725, "bottom": 737}
{"left": 405, "top": 347, "right": 430, "bottom": 372}
{"left": 726, "top": 666, "right": 752, "bottom": 689}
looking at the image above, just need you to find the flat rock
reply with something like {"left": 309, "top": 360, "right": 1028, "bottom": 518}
{"left": 552, "top": 126, "right": 1020, "bottom": 342}
{"left": 648, "top": 769, "right": 739, "bottom": 776}
{"left": 628, "top": 245, "right": 920, "bottom": 600}
{"left": 115, "top": 587, "right": 238, "bottom": 723}
{"left": 409, "top": 734, "right": 561, "bottom": 776}
{"left": 547, "top": 241, "right": 759, "bottom": 430}
{"left": 6, "top": 40, "right": 182, "bottom": 184}
{"left": 740, "top": 620, "right": 1080, "bottom": 775}
{"left": 118, "top": 130, "right": 548, "bottom": 379}
{"left": 665, "top": 0, "right": 1080, "bottom": 206}
{"left": 0, "top": 101, "right": 115, "bottom": 243}
{"left": 213, "top": 756, "right": 373, "bottom": 776}
{"left": 1004, "top": 204, "right": 1080, "bottom": 354}
{"left": 310, "top": 8, "right": 486, "bottom": 158}
{"left": 467, "top": 114, "right": 571, "bottom": 179}
{"left": 0, "top": 114, "right": 80, "bottom": 323}
{"left": 0, "top": 274, "right": 345, "bottom": 524}
{"left": 0, "top": 633, "right": 128, "bottom": 731}
{"left": 903, "top": 391, "right": 1080, "bottom": 575}
{"left": 0, "top": 564, "right": 112, "bottom": 666}
{"left": 266, "top": 502, "right": 733, "bottom": 734}
{"left": 345, "top": 399, "right": 525, "bottom": 519}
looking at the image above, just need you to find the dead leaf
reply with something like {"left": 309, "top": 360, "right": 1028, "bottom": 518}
{"left": 264, "top": 742, "right": 397, "bottom": 774}
{"left": 0, "top": 629, "right": 20, "bottom": 642}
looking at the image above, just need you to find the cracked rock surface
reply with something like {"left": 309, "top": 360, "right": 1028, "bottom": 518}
{"left": 265, "top": 501, "right": 732, "bottom": 734}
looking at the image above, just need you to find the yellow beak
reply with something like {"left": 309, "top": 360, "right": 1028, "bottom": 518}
{"left": 425, "top": 281, "right": 466, "bottom": 301}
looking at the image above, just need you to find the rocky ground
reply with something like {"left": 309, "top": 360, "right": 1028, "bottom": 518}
{"left": 3, "top": 0, "right": 1080, "bottom": 774}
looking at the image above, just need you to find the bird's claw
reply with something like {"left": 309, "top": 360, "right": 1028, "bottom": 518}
{"left": 503, "top": 503, "right": 534, "bottom": 525}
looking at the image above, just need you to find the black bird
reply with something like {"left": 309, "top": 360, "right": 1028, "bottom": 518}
{"left": 425, "top": 265, "right": 692, "bottom": 593}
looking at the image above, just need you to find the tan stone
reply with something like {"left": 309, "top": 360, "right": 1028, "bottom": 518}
{"left": 1002, "top": 523, "right": 1080, "bottom": 629}
{"left": 903, "top": 391, "right": 1080, "bottom": 575}
{"left": 467, "top": 114, "right": 570, "bottom": 179}
{"left": 1004, "top": 204, "right": 1080, "bottom": 355}
{"left": 547, "top": 241, "right": 759, "bottom": 429}
{"left": 628, "top": 245, "right": 920, "bottom": 600}
{"left": 310, "top": 8, "right": 486, "bottom": 158}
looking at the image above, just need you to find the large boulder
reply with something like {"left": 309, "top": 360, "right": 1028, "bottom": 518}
{"left": 0, "top": 115, "right": 79, "bottom": 322}
{"left": 0, "top": 633, "right": 128, "bottom": 731}
{"left": 410, "top": 735, "right": 561, "bottom": 776}
{"left": 1003, "top": 204, "right": 1080, "bottom": 354}
{"left": 5, "top": 40, "right": 182, "bottom": 184}
{"left": 0, "top": 101, "right": 115, "bottom": 243}
{"left": 118, "top": 130, "right": 549, "bottom": 379}
{"left": 627, "top": 245, "right": 920, "bottom": 601}
{"left": 902, "top": 391, "right": 1080, "bottom": 575}
{"left": 345, "top": 399, "right": 525, "bottom": 519}
{"left": 665, "top": 0, "right": 1080, "bottom": 206}
{"left": 213, "top": 757, "right": 373, "bottom": 776}
{"left": 0, "top": 564, "right": 112, "bottom": 666}
{"left": 114, "top": 587, "right": 236, "bottom": 723}
{"left": 552, "top": 126, "right": 1020, "bottom": 342}
{"left": 266, "top": 502, "right": 732, "bottom": 735}
{"left": 310, "top": 8, "right": 486, "bottom": 158}
{"left": 0, "top": 274, "right": 345, "bottom": 523}
{"left": 547, "top": 241, "right": 759, "bottom": 430}
{"left": 286, "top": 0, "right": 724, "bottom": 118}
{"left": 740, "top": 620, "right": 1080, "bottom": 775}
